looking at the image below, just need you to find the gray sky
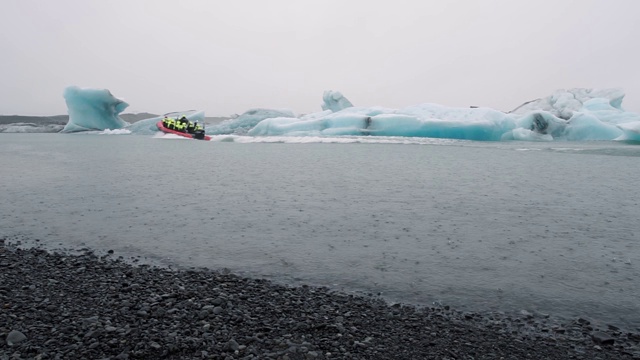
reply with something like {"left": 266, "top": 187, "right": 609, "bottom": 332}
{"left": 2, "top": 0, "right": 639, "bottom": 116}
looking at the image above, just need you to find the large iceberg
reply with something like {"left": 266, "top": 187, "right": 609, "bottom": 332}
{"left": 62, "top": 86, "right": 130, "bottom": 132}
{"left": 238, "top": 88, "right": 640, "bottom": 141}
{"left": 247, "top": 105, "right": 515, "bottom": 140}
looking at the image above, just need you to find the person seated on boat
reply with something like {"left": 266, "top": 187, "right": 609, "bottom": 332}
{"left": 194, "top": 122, "right": 204, "bottom": 132}
{"left": 166, "top": 117, "right": 176, "bottom": 130}
{"left": 175, "top": 121, "right": 184, "bottom": 132}
{"left": 162, "top": 116, "right": 169, "bottom": 126}
{"left": 179, "top": 115, "right": 189, "bottom": 125}
{"left": 186, "top": 121, "right": 195, "bottom": 133}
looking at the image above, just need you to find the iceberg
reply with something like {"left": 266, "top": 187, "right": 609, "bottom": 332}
{"left": 321, "top": 90, "right": 354, "bottom": 112}
{"left": 248, "top": 105, "right": 515, "bottom": 140}
{"left": 242, "top": 88, "right": 640, "bottom": 141}
{"left": 62, "top": 86, "right": 130, "bottom": 132}
{"left": 207, "top": 108, "right": 296, "bottom": 135}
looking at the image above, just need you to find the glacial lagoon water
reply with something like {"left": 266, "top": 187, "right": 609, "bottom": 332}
{"left": 1, "top": 133, "right": 639, "bottom": 331}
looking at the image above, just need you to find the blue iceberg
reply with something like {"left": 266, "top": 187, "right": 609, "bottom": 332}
{"left": 62, "top": 86, "right": 130, "bottom": 132}
{"left": 238, "top": 88, "right": 640, "bottom": 141}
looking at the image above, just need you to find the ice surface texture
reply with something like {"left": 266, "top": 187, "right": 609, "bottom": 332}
{"left": 62, "top": 86, "right": 129, "bottom": 132}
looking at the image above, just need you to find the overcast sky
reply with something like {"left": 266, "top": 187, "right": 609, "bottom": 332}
{"left": 2, "top": 0, "right": 639, "bottom": 116}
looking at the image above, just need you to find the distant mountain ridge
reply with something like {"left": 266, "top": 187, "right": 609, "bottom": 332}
{"left": 0, "top": 113, "right": 228, "bottom": 126}
{"left": 0, "top": 113, "right": 161, "bottom": 125}
{"left": 120, "top": 113, "right": 159, "bottom": 122}
{"left": 0, "top": 115, "right": 70, "bottom": 125}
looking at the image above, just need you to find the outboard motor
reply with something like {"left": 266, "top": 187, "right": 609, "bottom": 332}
{"left": 193, "top": 129, "right": 206, "bottom": 140}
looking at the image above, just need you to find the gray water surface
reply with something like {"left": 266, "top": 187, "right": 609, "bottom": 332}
{"left": 1, "top": 133, "right": 639, "bottom": 330}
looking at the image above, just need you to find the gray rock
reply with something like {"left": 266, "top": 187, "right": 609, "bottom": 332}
{"left": 82, "top": 316, "right": 99, "bottom": 326}
{"left": 227, "top": 339, "right": 240, "bottom": 351}
{"left": 6, "top": 330, "right": 27, "bottom": 345}
{"left": 591, "top": 331, "right": 615, "bottom": 346}
{"left": 212, "top": 297, "right": 225, "bottom": 306}
{"left": 198, "top": 310, "right": 208, "bottom": 319}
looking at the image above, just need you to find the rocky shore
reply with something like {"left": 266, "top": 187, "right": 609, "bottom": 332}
{"left": 1, "top": 240, "right": 638, "bottom": 359}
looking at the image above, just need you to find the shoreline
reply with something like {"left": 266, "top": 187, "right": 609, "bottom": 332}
{"left": 1, "top": 240, "right": 638, "bottom": 359}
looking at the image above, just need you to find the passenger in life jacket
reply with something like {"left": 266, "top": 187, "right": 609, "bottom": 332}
{"left": 167, "top": 117, "right": 176, "bottom": 130}
{"left": 186, "top": 121, "right": 195, "bottom": 133}
{"left": 193, "top": 121, "right": 206, "bottom": 139}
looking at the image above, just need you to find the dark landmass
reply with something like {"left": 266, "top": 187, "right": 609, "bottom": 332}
{"left": 1, "top": 240, "right": 638, "bottom": 359}
{"left": 0, "top": 115, "right": 69, "bottom": 126}
{"left": 0, "top": 113, "right": 160, "bottom": 126}
{"left": 0, "top": 114, "right": 228, "bottom": 126}
{"left": 120, "top": 113, "right": 159, "bottom": 122}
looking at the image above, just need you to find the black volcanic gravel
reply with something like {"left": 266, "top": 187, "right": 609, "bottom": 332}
{"left": 1, "top": 240, "right": 639, "bottom": 359}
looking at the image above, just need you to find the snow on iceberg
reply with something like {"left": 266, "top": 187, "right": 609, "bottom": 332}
{"left": 62, "top": 86, "right": 129, "bottom": 132}
{"left": 509, "top": 88, "right": 626, "bottom": 119}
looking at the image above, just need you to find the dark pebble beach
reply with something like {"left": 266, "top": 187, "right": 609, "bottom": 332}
{"left": 1, "top": 239, "right": 639, "bottom": 360}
